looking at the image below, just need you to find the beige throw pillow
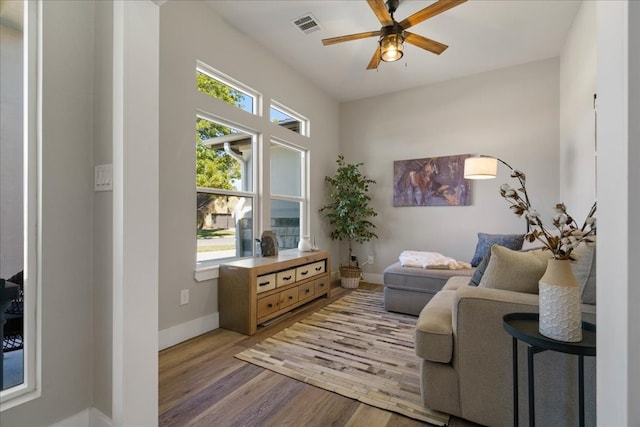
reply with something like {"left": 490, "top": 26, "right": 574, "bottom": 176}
{"left": 479, "top": 245, "right": 552, "bottom": 294}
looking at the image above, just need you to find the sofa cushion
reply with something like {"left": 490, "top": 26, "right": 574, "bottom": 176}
{"left": 383, "top": 262, "right": 474, "bottom": 294}
{"left": 415, "top": 290, "right": 456, "bottom": 363}
{"left": 479, "top": 245, "right": 551, "bottom": 294}
{"left": 470, "top": 232, "right": 525, "bottom": 267}
{"left": 442, "top": 276, "right": 473, "bottom": 291}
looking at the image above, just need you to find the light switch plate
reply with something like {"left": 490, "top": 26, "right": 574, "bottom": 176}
{"left": 95, "top": 164, "right": 113, "bottom": 191}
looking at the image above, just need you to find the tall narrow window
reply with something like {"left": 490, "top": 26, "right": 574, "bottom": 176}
{"left": 1, "top": 0, "right": 37, "bottom": 402}
{"left": 270, "top": 141, "right": 306, "bottom": 249}
{"left": 196, "top": 116, "right": 256, "bottom": 264}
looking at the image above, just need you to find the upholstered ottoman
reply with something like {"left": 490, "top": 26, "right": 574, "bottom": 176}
{"left": 382, "top": 262, "right": 475, "bottom": 316}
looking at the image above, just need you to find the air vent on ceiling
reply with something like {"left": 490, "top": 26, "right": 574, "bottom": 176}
{"left": 291, "top": 13, "right": 321, "bottom": 35}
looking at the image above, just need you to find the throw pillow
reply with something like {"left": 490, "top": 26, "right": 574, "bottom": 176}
{"left": 469, "top": 244, "right": 544, "bottom": 286}
{"left": 470, "top": 232, "right": 525, "bottom": 267}
{"left": 479, "top": 245, "right": 552, "bottom": 294}
{"left": 469, "top": 249, "right": 492, "bottom": 286}
{"left": 570, "top": 243, "right": 597, "bottom": 304}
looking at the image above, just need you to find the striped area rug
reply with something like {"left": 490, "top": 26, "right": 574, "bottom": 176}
{"left": 235, "top": 289, "right": 450, "bottom": 426}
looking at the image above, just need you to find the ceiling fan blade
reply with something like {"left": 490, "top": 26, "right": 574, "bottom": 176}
{"left": 366, "top": 0, "right": 393, "bottom": 26}
{"left": 404, "top": 32, "right": 448, "bottom": 55}
{"left": 366, "top": 47, "right": 381, "bottom": 70}
{"left": 399, "top": 0, "right": 467, "bottom": 29}
{"left": 322, "top": 30, "right": 380, "bottom": 46}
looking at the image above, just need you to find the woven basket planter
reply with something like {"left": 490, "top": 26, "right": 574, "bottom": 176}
{"left": 339, "top": 266, "right": 362, "bottom": 289}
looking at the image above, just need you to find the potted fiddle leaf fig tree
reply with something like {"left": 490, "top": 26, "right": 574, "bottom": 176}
{"left": 320, "top": 155, "right": 378, "bottom": 288}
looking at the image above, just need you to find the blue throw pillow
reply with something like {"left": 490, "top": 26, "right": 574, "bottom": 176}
{"left": 470, "top": 233, "right": 524, "bottom": 267}
{"left": 469, "top": 249, "right": 492, "bottom": 286}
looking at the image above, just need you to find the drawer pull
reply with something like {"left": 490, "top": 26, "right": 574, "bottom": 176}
{"left": 288, "top": 296, "right": 293, "bottom": 300}
{"left": 318, "top": 283, "right": 325, "bottom": 288}
{"left": 305, "top": 289, "right": 310, "bottom": 294}
{"left": 259, "top": 281, "right": 271, "bottom": 287}
{"left": 283, "top": 276, "right": 292, "bottom": 280}
{"left": 300, "top": 271, "right": 309, "bottom": 276}
{"left": 267, "top": 303, "right": 273, "bottom": 308}
{"left": 315, "top": 266, "right": 322, "bottom": 271}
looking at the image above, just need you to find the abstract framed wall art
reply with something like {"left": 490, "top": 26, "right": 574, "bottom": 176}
{"left": 393, "top": 154, "right": 471, "bottom": 207}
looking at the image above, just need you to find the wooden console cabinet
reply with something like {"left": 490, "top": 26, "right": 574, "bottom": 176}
{"left": 219, "top": 249, "right": 331, "bottom": 335}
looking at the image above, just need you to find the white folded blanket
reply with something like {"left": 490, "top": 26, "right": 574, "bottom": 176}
{"left": 399, "top": 250, "right": 472, "bottom": 270}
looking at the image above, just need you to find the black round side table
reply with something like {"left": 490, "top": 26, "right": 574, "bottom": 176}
{"left": 503, "top": 312, "right": 596, "bottom": 427}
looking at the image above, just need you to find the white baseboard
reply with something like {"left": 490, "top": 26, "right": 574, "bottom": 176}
{"left": 159, "top": 312, "right": 219, "bottom": 351}
{"left": 48, "top": 407, "right": 112, "bottom": 427}
{"left": 362, "top": 272, "right": 383, "bottom": 285}
{"left": 90, "top": 408, "right": 112, "bottom": 427}
{"left": 333, "top": 271, "right": 383, "bottom": 285}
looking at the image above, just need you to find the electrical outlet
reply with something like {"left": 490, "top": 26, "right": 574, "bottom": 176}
{"left": 367, "top": 256, "right": 374, "bottom": 265}
{"left": 180, "top": 289, "right": 189, "bottom": 305}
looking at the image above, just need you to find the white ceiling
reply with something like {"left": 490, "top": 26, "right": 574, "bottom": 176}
{"left": 204, "top": 0, "right": 581, "bottom": 102}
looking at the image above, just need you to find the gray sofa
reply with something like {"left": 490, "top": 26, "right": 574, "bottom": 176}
{"left": 383, "top": 263, "right": 475, "bottom": 316}
{"left": 383, "top": 233, "right": 526, "bottom": 316}
{"left": 415, "top": 244, "right": 597, "bottom": 426}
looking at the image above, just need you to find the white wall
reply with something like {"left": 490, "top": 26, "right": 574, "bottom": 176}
{"left": 628, "top": 2, "right": 640, "bottom": 421}
{"left": 340, "top": 59, "right": 561, "bottom": 278}
{"left": 629, "top": 3, "right": 640, "bottom": 421}
{"left": 560, "top": 0, "right": 597, "bottom": 220}
{"left": 111, "top": 1, "right": 160, "bottom": 424}
{"left": 1, "top": 1, "right": 95, "bottom": 425}
{"left": 596, "top": 1, "right": 639, "bottom": 424}
{"left": 158, "top": 1, "right": 339, "bottom": 337}
{"left": 92, "top": 0, "right": 114, "bottom": 417}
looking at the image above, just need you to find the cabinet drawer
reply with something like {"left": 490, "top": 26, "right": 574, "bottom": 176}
{"left": 257, "top": 294, "right": 279, "bottom": 318}
{"left": 279, "top": 287, "right": 299, "bottom": 309}
{"left": 296, "top": 261, "right": 325, "bottom": 281}
{"left": 256, "top": 273, "right": 276, "bottom": 294}
{"left": 314, "top": 276, "right": 329, "bottom": 295}
{"left": 276, "top": 268, "right": 296, "bottom": 288}
{"left": 298, "top": 282, "right": 315, "bottom": 301}
{"left": 309, "top": 261, "right": 326, "bottom": 276}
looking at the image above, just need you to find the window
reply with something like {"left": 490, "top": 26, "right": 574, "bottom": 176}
{"left": 196, "top": 115, "right": 256, "bottom": 264}
{"left": 194, "top": 63, "right": 310, "bottom": 271}
{"left": 270, "top": 101, "right": 309, "bottom": 136}
{"left": 197, "top": 61, "right": 257, "bottom": 115}
{"left": 270, "top": 141, "right": 307, "bottom": 249}
{"left": 1, "top": 0, "right": 38, "bottom": 404}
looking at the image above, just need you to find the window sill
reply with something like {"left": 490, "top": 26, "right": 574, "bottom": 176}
{"left": 1, "top": 385, "right": 41, "bottom": 412}
{"left": 194, "top": 264, "right": 220, "bottom": 282}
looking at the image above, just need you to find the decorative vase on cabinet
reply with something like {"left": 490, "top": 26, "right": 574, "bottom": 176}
{"left": 538, "top": 258, "right": 582, "bottom": 342}
{"left": 298, "top": 236, "right": 312, "bottom": 252}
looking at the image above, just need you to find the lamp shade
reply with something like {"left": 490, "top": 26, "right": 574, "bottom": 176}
{"left": 464, "top": 157, "right": 498, "bottom": 180}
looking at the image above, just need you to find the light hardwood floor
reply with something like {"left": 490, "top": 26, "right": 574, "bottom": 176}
{"left": 159, "top": 283, "right": 480, "bottom": 427}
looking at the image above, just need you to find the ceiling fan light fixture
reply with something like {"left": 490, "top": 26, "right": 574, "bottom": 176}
{"left": 379, "top": 24, "right": 404, "bottom": 62}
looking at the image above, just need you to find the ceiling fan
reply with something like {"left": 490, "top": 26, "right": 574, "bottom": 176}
{"left": 321, "top": 0, "right": 467, "bottom": 70}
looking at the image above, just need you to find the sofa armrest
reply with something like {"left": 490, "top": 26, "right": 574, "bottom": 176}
{"left": 452, "top": 285, "right": 596, "bottom": 332}
{"left": 450, "top": 285, "right": 596, "bottom": 426}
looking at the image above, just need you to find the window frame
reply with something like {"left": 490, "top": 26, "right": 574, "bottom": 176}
{"left": 196, "top": 60, "right": 260, "bottom": 116}
{"left": 195, "top": 111, "right": 258, "bottom": 269}
{"left": 269, "top": 139, "right": 309, "bottom": 242}
{"left": 193, "top": 65, "right": 311, "bottom": 281}
{"left": 1, "top": 0, "right": 42, "bottom": 408}
{"left": 270, "top": 100, "right": 310, "bottom": 137}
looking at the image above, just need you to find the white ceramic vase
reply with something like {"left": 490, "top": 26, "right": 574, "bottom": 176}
{"left": 298, "top": 236, "right": 312, "bottom": 252}
{"left": 538, "top": 258, "right": 582, "bottom": 342}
